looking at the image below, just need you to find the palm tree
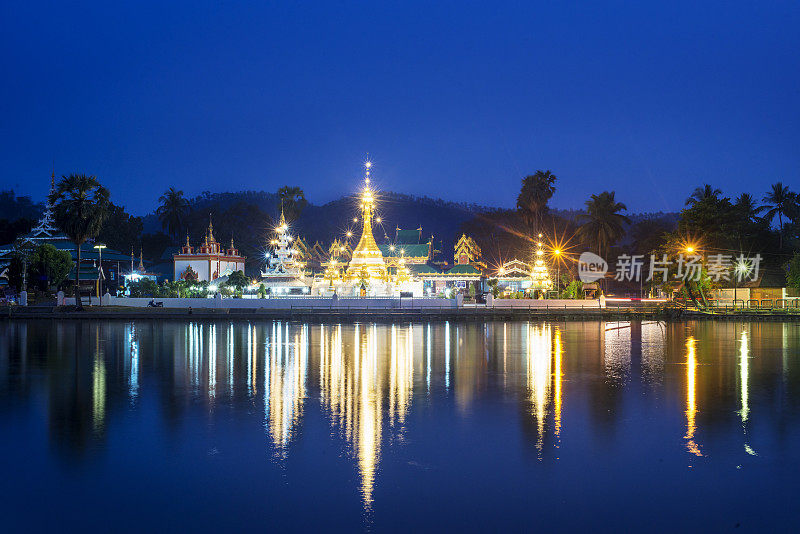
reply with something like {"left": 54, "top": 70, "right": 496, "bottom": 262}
{"left": 277, "top": 186, "right": 307, "bottom": 221}
{"left": 516, "top": 170, "right": 557, "bottom": 233}
{"left": 686, "top": 184, "right": 722, "bottom": 206}
{"left": 156, "top": 187, "right": 189, "bottom": 241}
{"left": 577, "top": 191, "right": 631, "bottom": 259}
{"left": 763, "top": 182, "right": 795, "bottom": 249}
{"left": 49, "top": 174, "right": 110, "bottom": 309}
{"left": 734, "top": 193, "right": 764, "bottom": 220}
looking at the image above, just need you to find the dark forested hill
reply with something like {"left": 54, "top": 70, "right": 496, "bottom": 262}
{"left": 143, "top": 190, "right": 484, "bottom": 263}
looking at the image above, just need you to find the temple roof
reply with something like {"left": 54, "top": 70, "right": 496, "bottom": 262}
{"left": 395, "top": 228, "right": 423, "bottom": 245}
{"left": 378, "top": 243, "right": 430, "bottom": 259}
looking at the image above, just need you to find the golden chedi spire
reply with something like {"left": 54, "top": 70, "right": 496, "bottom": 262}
{"left": 345, "top": 160, "right": 388, "bottom": 282}
{"left": 207, "top": 215, "right": 215, "bottom": 243}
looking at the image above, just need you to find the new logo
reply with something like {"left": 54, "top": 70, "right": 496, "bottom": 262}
{"left": 578, "top": 252, "right": 608, "bottom": 283}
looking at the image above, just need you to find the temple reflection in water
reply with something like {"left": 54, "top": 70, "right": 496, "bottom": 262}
{"left": 1, "top": 319, "right": 799, "bottom": 510}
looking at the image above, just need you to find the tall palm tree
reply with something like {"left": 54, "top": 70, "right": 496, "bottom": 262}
{"left": 49, "top": 174, "right": 110, "bottom": 309}
{"left": 577, "top": 191, "right": 631, "bottom": 259}
{"left": 156, "top": 187, "right": 189, "bottom": 242}
{"left": 734, "top": 193, "right": 764, "bottom": 220}
{"left": 686, "top": 184, "right": 722, "bottom": 206}
{"left": 277, "top": 186, "right": 307, "bottom": 221}
{"left": 516, "top": 170, "right": 557, "bottom": 233}
{"left": 763, "top": 182, "right": 795, "bottom": 249}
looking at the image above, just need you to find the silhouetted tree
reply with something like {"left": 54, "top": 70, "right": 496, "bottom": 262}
{"left": 50, "top": 174, "right": 110, "bottom": 309}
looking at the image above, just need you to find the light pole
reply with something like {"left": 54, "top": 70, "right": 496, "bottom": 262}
{"left": 733, "top": 259, "right": 749, "bottom": 309}
{"left": 94, "top": 243, "right": 106, "bottom": 302}
{"left": 553, "top": 248, "right": 561, "bottom": 297}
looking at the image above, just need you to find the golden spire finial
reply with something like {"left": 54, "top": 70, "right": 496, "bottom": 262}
{"left": 138, "top": 249, "right": 145, "bottom": 272}
{"left": 185, "top": 233, "right": 190, "bottom": 247}
{"left": 230, "top": 237, "right": 235, "bottom": 250}
{"left": 208, "top": 214, "right": 215, "bottom": 242}
{"left": 279, "top": 201, "right": 287, "bottom": 228}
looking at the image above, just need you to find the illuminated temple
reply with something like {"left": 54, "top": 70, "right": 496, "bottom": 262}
{"left": 312, "top": 162, "right": 423, "bottom": 297}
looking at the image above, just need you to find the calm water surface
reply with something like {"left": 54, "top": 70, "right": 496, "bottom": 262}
{"left": 2, "top": 319, "right": 800, "bottom": 532}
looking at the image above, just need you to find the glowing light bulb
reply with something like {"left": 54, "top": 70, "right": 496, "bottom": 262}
{"left": 353, "top": 218, "right": 358, "bottom": 222}
{"left": 376, "top": 217, "right": 381, "bottom": 223}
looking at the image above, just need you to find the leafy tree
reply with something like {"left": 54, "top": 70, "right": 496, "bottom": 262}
{"left": 127, "top": 278, "right": 159, "bottom": 297}
{"left": 577, "top": 191, "right": 631, "bottom": 259}
{"left": 29, "top": 243, "right": 73, "bottom": 291}
{"left": 156, "top": 187, "right": 189, "bottom": 242}
{"left": 686, "top": 184, "right": 722, "bottom": 206}
{"left": 257, "top": 283, "right": 267, "bottom": 299}
{"left": 97, "top": 202, "right": 143, "bottom": 252}
{"left": 0, "top": 218, "right": 34, "bottom": 245}
{"left": 631, "top": 218, "right": 675, "bottom": 256}
{"left": 141, "top": 232, "right": 173, "bottom": 262}
{"left": 763, "top": 182, "right": 796, "bottom": 250}
{"left": 226, "top": 270, "right": 250, "bottom": 297}
{"left": 562, "top": 280, "right": 584, "bottom": 299}
{"left": 677, "top": 188, "right": 740, "bottom": 251}
{"left": 0, "top": 190, "right": 43, "bottom": 221}
{"left": 487, "top": 278, "right": 500, "bottom": 298}
{"left": 516, "top": 170, "right": 556, "bottom": 233}
{"left": 50, "top": 174, "right": 110, "bottom": 309}
{"left": 277, "top": 186, "right": 307, "bottom": 222}
{"left": 787, "top": 253, "right": 800, "bottom": 290}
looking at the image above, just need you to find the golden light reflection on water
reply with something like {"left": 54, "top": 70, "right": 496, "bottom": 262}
{"left": 739, "top": 331, "right": 749, "bottom": 424}
{"left": 604, "top": 321, "right": 631, "bottom": 384}
{"left": 318, "top": 323, "right": 417, "bottom": 507}
{"left": 264, "top": 323, "right": 308, "bottom": 454}
{"left": 684, "top": 337, "right": 702, "bottom": 457}
{"left": 526, "top": 324, "right": 552, "bottom": 452}
{"left": 553, "top": 328, "right": 563, "bottom": 442}
{"left": 12, "top": 319, "right": 800, "bottom": 513}
{"left": 92, "top": 330, "right": 105, "bottom": 432}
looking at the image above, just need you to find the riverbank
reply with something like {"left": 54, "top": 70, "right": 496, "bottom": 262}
{"left": 2, "top": 303, "right": 666, "bottom": 321}
{"left": 4, "top": 304, "right": 799, "bottom": 322}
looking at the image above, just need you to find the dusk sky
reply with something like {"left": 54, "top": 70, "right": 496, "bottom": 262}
{"left": 2, "top": 1, "right": 798, "bottom": 215}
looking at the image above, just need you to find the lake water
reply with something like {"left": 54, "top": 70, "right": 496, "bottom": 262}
{"left": 1, "top": 319, "right": 800, "bottom": 532}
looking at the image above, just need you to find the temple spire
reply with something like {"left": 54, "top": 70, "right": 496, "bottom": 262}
{"left": 207, "top": 215, "right": 215, "bottom": 243}
{"left": 345, "top": 159, "right": 388, "bottom": 282}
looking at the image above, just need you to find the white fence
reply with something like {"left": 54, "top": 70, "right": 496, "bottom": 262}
{"left": 487, "top": 298, "right": 604, "bottom": 309}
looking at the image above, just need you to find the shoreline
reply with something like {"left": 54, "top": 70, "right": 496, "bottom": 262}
{"left": 3, "top": 305, "right": 799, "bottom": 322}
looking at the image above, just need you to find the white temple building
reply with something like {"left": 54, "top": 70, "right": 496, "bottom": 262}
{"left": 173, "top": 220, "right": 245, "bottom": 282}
{"left": 260, "top": 207, "right": 311, "bottom": 294}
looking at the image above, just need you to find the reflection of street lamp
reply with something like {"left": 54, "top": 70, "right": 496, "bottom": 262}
{"left": 94, "top": 243, "right": 107, "bottom": 300}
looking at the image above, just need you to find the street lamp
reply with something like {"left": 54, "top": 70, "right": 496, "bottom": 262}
{"left": 94, "top": 243, "right": 106, "bottom": 301}
{"left": 733, "top": 259, "right": 749, "bottom": 308}
{"left": 553, "top": 248, "right": 561, "bottom": 296}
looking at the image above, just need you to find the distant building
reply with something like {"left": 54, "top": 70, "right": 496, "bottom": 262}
{"left": 0, "top": 173, "right": 129, "bottom": 292}
{"left": 261, "top": 207, "right": 310, "bottom": 294}
{"left": 173, "top": 220, "right": 245, "bottom": 282}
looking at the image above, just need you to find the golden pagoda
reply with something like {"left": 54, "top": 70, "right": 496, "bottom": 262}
{"left": 530, "top": 234, "right": 552, "bottom": 292}
{"left": 345, "top": 162, "right": 389, "bottom": 282}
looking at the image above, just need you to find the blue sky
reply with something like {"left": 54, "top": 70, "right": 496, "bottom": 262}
{"left": 1, "top": 1, "right": 798, "bottom": 214}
